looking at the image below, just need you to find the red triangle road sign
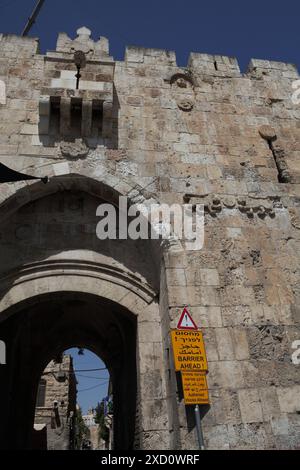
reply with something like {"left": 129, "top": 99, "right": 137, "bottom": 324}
{"left": 177, "top": 307, "right": 198, "bottom": 330}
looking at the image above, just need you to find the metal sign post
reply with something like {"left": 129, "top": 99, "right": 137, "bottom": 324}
{"left": 195, "top": 405, "right": 205, "bottom": 450}
{"left": 171, "top": 307, "right": 209, "bottom": 451}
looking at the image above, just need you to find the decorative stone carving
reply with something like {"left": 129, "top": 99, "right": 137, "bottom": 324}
{"left": 186, "top": 193, "right": 278, "bottom": 219}
{"left": 223, "top": 196, "right": 236, "bottom": 208}
{"left": 170, "top": 73, "right": 194, "bottom": 89}
{"left": 171, "top": 73, "right": 194, "bottom": 112}
{"left": 176, "top": 77, "right": 188, "bottom": 88}
{"left": 60, "top": 138, "right": 89, "bottom": 159}
{"left": 177, "top": 99, "right": 194, "bottom": 112}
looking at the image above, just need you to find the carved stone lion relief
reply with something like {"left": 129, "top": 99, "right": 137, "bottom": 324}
{"left": 170, "top": 73, "right": 195, "bottom": 112}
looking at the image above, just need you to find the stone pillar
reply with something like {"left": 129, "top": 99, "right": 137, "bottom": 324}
{"left": 60, "top": 97, "right": 71, "bottom": 136}
{"left": 38, "top": 95, "right": 50, "bottom": 135}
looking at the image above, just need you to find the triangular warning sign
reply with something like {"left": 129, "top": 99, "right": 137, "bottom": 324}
{"left": 177, "top": 307, "right": 198, "bottom": 330}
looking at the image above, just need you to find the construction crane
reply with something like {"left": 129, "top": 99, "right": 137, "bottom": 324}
{"left": 22, "top": 0, "right": 45, "bottom": 36}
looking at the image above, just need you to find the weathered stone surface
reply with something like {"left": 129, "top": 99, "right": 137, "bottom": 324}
{"left": 238, "top": 389, "right": 263, "bottom": 423}
{"left": 34, "top": 355, "right": 76, "bottom": 450}
{"left": 0, "top": 27, "right": 299, "bottom": 450}
{"left": 60, "top": 138, "right": 89, "bottom": 159}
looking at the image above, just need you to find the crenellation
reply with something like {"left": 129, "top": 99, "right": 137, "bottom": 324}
{"left": 247, "top": 58, "right": 299, "bottom": 80}
{"left": 188, "top": 52, "right": 241, "bottom": 77}
{"left": 0, "top": 33, "right": 39, "bottom": 57}
{"left": 125, "top": 45, "right": 177, "bottom": 66}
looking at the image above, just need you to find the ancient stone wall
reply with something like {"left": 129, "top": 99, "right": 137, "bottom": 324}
{"left": 0, "top": 27, "right": 299, "bottom": 449}
{"left": 34, "top": 355, "right": 76, "bottom": 450}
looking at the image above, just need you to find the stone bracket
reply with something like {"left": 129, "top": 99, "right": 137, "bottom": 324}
{"left": 39, "top": 95, "right": 50, "bottom": 134}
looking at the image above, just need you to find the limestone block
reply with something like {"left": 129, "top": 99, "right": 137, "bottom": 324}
{"left": 140, "top": 399, "right": 169, "bottom": 431}
{"left": 138, "top": 321, "right": 162, "bottom": 343}
{"left": 210, "top": 389, "right": 241, "bottom": 425}
{"left": 166, "top": 268, "right": 186, "bottom": 287}
{"left": 201, "top": 287, "right": 220, "bottom": 306}
{"left": 231, "top": 329, "right": 250, "bottom": 360}
{"left": 259, "top": 387, "right": 281, "bottom": 420}
{"left": 138, "top": 342, "right": 164, "bottom": 374}
{"left": 125, "top": 46, "right": 145, "bottom": 63}
{"left": 227, "top": 423, "right": 268, "bottom": 450}
{"left": 240, "top": 360, "right": 261, "bottom": 388}
{"left": 238, "top": 388, "right": 263, "bottom": 423}
{"left": 141, "top": 430, "right": 170, "bottom": 450}
{"left": 277, "top": 386, "right": 300, "bottom": 413}
{"left": 188, "top": 306, "right": 222, "bottom": 328}
{"left": 199, "top": 268, "right": 220, "bottom": 286}
{"left": 270, "top": 415, "right": 289, "bottom": 436}
{"left": 216, "top": 361, "right": 245, "bottom": 389}
{"left": 20, "top": 124, "right": 38, "bottom": 135}
{"left": 205, "top": 424, "right": 230, "bottom": 449}
{"left": 221, "top": 306, "right": 253, "bottom": 327}
{"left": 215, "top": 328, "right": 235, "bottom": 360}
{"left": 140, "top": 370, "right": 166, "bottom": 400}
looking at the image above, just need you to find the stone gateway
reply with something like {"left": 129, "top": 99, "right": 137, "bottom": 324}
{"left": 0, "top": 27, "right": 299, "bottom": 450}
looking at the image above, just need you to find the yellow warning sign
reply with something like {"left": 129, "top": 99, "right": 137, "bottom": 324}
{"left": 182, "top": 371, "right": 210, "bottom": 405}
{"left": 171, "top": 329, "right": 208, "bottom": 371}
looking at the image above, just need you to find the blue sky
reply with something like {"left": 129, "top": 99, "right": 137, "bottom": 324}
{"left": 65, "top": 348, "right": 109, "bottom": 414}
{"left": 0, "top": 0, "right": 299, "bottom": 71}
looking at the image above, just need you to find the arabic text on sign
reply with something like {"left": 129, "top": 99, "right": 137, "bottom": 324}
{"left": 171, "top": 330, "right": 208, "bottom": 371}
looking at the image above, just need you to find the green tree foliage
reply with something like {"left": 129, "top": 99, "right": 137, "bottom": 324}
{"left": 74, "top": 407, "right": 89, "bottom": 450}
{"left": 94, "top": 401, "right": 109, "bottom": 442}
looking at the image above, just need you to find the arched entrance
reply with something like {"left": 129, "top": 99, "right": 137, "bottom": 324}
{"left": 1, "top": 292, "right": 137, "bottom": 449}
{"left": 0, "top": 174, "right": 178, "bottom": 450}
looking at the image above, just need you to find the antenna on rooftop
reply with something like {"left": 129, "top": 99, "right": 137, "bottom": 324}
{"left": 22, "top": 0, "right": 46, "bottom": 36}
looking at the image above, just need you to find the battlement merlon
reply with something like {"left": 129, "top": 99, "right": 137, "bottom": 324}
{"left": 125, "top": 45, "right": 177, "bottom": 66}
{"left": 247, "top": 58, "right": 299, "bottom": 79}
{"left": 0, "top": 33, "right": 39, "bottom": 57}
{"left": 124, "top": 45, "right": 299, "bottom": 79}
{"left": 0, "top": 28, "right": 299, "bottom": 78}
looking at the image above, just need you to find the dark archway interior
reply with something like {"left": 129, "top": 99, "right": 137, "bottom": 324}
{"left": 0, "top": 292, "right": 137, "bottom": 450}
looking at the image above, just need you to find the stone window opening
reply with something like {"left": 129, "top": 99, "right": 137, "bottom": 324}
{"left": 70, "top": 98, "right": 82, "bottom": 135}
{"left": 92, "top": 100, "right": 103, "bottom": 137}
{"left": 48, "top": 96, "right": 104, "bottom": 140}
{"left": 36, "top": 379, "right": 47, "bottom": 408}
{"left": 49, "top": 97, "right": 60, "bottom": 136}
